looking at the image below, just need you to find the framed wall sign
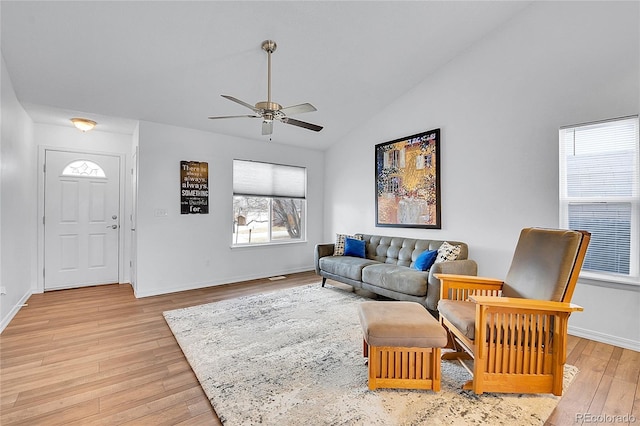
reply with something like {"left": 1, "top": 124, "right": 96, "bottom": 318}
{"left": 180, "top": 160, "right": 209, "bottom": 214}
{"left": 375, "top": 129, "right": 441, "bottom": 228}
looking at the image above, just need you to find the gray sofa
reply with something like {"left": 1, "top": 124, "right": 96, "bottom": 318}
{"left": 315, "top": 234, "right": 477, "bottom": 314}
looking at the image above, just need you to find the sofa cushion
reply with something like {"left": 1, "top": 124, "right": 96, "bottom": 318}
{"left": 437, "top": 299, "right": 476, "bottom": 340}
{"left": 414, "top": 249, "right": 437, "bottom": 271}
{"left": 435, "top": 241, "right": 461, "bottom": 263}
{"left": 362, "top": 264, "right": 428, "bottom": 297}
{"left": 358, "top": 301, "right": 447, "bottom": 348}
{"left": 319, "top": 256, "right": 378, "bottom": 281}
{"left": 333, "top": 233, "right": 363, "bottom": 256}
{"left": 344, "top": 237, "right": 366, "bottom": 258}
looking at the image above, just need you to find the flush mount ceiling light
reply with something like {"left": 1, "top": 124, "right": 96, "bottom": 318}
{"left": 70, "top": 117, "right": 97, "bottom": 132}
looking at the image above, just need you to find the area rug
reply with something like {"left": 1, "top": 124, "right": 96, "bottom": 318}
{"left": 163, "top": 284, "right": 578, "bottom": 426}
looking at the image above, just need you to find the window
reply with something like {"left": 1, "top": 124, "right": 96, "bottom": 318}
{"left": 62, "top": 160, "right": 106, "bottom": 177}
{"left": 559, "top": 116, "right": 639, "bottom": 280}
{"left": 232, "top": 160, "right": 306, "bottom": 245}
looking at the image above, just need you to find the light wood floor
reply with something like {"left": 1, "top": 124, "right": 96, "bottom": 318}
{"left": 1, "top": 271, "right": 638, "bottom": 425}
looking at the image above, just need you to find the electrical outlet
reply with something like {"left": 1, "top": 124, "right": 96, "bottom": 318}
{"left": 0, "top": 287, "right": 6, "bottom": 295}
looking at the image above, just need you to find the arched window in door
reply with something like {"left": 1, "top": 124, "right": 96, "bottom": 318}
{"left": 62, "top": 160, "right": 106, "bottom": 178}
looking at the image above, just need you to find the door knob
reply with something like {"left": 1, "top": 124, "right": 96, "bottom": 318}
{"left": 107, "top": 224, "right": 118, "bottom": 229}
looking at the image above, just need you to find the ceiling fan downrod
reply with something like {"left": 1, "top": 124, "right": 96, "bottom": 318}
{"left": 263, "top": 40, "right": 276, "bottom": 104}
{"left": 255, "top": 40, "right": 280, "bottom": 116}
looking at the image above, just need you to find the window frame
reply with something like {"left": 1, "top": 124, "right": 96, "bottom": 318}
{"left": 231, "top": 160, "right": 307, "bottom": 247}
{"left": 559, "top": 115, "right": 640, "bottom": 285}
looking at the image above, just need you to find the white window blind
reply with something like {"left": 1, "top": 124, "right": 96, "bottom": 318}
{"left": 233, "top": 160, "right": 306, "bottom": 199}
{"left": 559, "top": 116, "right": 639, "bottom": 278}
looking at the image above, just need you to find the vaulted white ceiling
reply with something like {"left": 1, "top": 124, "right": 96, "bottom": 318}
{"left": 1, "top": 1, "right": 532, "bottom": 150}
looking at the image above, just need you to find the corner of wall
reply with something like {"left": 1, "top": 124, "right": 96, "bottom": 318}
{"left": 0, "top": 289, "right": 33, "bottom": 334}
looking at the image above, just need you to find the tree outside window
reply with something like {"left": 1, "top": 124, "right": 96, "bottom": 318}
{"left": 233, "top": 196, "right": 304, "bottom": 244}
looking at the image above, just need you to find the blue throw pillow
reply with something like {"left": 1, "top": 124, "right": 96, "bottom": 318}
{"left": 344, "top": 237, "right": 366, "bottom": 258}
{"left": 414, "top": 249, "right": 438, "bottom": 271}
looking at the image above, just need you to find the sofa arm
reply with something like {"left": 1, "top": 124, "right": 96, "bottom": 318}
{"left": 314, "top": 243, "right": 335, "bottom": 274}
{"left": 425, "top": 259, "right": 478, "bottom": 312}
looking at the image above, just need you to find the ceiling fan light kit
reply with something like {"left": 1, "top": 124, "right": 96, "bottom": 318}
{"left": 208, "top": 40, "right": 322, "bottom": 136}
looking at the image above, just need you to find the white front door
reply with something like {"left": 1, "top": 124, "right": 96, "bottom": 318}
{"left": 44, "top": 150, "right": 120, "bottom": 290}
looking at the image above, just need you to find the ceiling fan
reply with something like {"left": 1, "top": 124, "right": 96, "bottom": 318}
{"left": 208, "top": 40, "right": 323, "bottom": 136}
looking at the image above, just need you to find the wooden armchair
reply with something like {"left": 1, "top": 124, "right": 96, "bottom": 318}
{"left": 435, "top": 228, "right": 590, "bottom": 396}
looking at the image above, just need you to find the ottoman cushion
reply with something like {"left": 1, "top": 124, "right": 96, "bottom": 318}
{"left": 358, "top": 301, "right": 447, "bottom": 348}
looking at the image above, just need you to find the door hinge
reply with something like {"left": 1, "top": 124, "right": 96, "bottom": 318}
{"left": 43, "top": 164, "right": 46, "bottom": 173}
{"left": 43, "top": 216, "right": 45, "bottom": 225}
{"left": 43, "top": 268, "right": 45, "bottom": 279}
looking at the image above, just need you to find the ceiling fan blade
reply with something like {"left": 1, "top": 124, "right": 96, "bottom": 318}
{"left": 279, "top": 103, "right": 317, "bottom": 116}
{"left": 280, "top": 117, "right": 323, "bottom": 132}
{"left": 221, "top": 95, "right": 259, "bottom": 112}
{"left": 262, "top": 120, "right": 274, "bottom": 135}
{"left": 208, "top": 114, "right": 259, "bottom": 120}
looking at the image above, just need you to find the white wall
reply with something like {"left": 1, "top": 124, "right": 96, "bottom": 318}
{"left": 1, "top": 53, "right": 36, "bottom": 331}
{"left": 135, "top": 120, "right": 324, "bottom": 297}
{"left": 33, "top": 123, "right": 134, "bottom": 290}
{"left": 324, "top": 1, "right": 639, "bottom": 350}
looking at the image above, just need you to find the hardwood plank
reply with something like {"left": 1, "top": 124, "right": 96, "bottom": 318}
{"left": 97, "top": 379, "right": 167, "bottom": 412}
{"left": 8, "top": 399, "right": 101, "bottom": 426}
{"left": 1, "top": 362, "right": 100, "bottom": 398}
{"left": 631, "top": 378, "right": 640, "bottom": 424}
{"left": 73, "top": 385, "right": 204, "bottom": 425}
{"left": 565, "top": 336, "right": 589, "bottom": 366}
{"left": 603, "top": 347, "right": 622, "bottom": 377}
{"left": 615, "top": 347, "right": 640, "bottom": 384}
{"left": 176, "top": 411, "right": 220, "bottom": 426}
{"left": 583, "top": 340, "right": 615, "bottom": 361}
{"left": 588, "top": 373, "right": 613, "bottom": 416}
{"left": 185, "top": 396, "right": 216, "bottom": 418}
{"left": 601, "top": 377, "right": 636, "bottom": 417}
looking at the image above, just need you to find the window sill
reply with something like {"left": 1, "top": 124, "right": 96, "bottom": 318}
{"left": 230, "top": 240, "right": 308, "bottom": 249}
{"left": 578, "top": 271, "right": 640, "bottom": 291}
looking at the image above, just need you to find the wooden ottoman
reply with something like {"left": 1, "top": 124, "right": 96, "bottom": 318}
{"left": 357, "top": 301, "right": 447, "bottom": 391}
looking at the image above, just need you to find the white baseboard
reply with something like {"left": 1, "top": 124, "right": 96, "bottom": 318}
{"left": 0, "top": 290, "right": 33, "bottom": 334}
{"left": 134, "top": 266, "right": 316, "bottom": 298}
{"left": 569, "top": 325, "right": 640, "bottom": 352}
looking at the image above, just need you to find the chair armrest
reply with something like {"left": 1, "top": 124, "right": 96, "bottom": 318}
{"left": 469, "top": 295, "right": 584, "bottom": 314}
{"left": 426, "top": 260, "right": 478, "bottom": 311}
{"left": 435, "top": 273, "right": 504, "bottom": 301}
{"left": 314, "top": 243, "right": 335, "bottom": 274}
